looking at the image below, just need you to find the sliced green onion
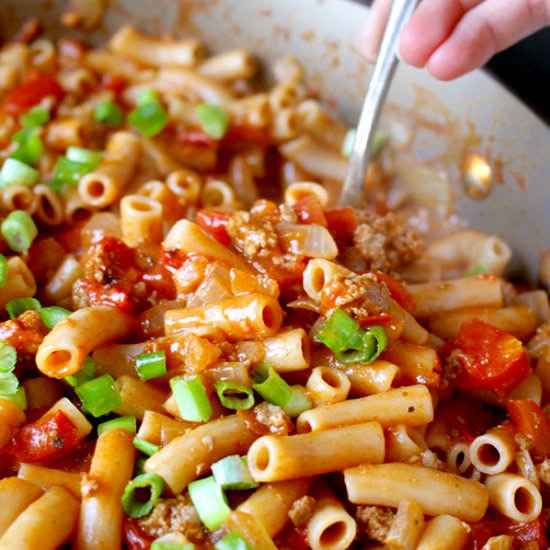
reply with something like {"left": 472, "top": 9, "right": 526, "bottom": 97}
{"left": 252, "top": 364, "right": 293, "bottom": 408}
{"left": 215, "top": 532, "right": 253, "bottom": 550}
{"left": 39, "top": 306, "right": 71, "bottom": 329}
{"left": 170, "top": 375, "right": 212, "bottom": 422}
{"left": 135, "top": 350, "right": 167, "bottom": 381}
{"left": 0, "top": 158, "right": 40, "bottom": 187}
{"left": 334, "top": 326, "right": 388, "bottom": 364}
{"left": 53, "top": 156, "right": 95, "bottom": 186}
{"left": 0, "top": 254, "right": 7, "bottom": 288}
{"left": 11, "top": 128, "right": 43, "bottom": 166}
{"left": 1, "top": 210, "right": 38, "bottom": 252}
{"left": 121, "top": 472, "right": 165, "bottom": 518}
{"left": 341, "top": 128, "right": 385, "bottom": 158}
{"left": 215, "top": 380, "right": 254, "bottom": 411}
{"left": 316, "top": 310, "right": 361, "bottom": 353}
{"left": 195, "top": 104, "right": 229, "bottom": 140}
{"left": 66, "top": 146, "right": 103, "bottom": 166}
{"left": 0, "top": 342, "right": 16, "bottom": 373}
{"left": 20, "top": 107, "right": 50, "bottom": 128}
{"left": 94, "top": 100, "right": 123, "bottom": 126}
{"left": 0, "top": 372, "right": 18, "bottom": 394}
{"left": 128, "top": 90, "right": 168, "bottom": 137}
{"left": 151, "top": 536, "right": 195, "bottom": 550}
{"left": 6, "top": 297, "right": 41, "bottom": 320}
{"left": 133, "top": 437, "right": 161, "bottom": 456}
{"left": 0, "top": 385, "right": 27, "bottom": 409}
{"left": 211, "top": 455, "right": 258, "bottom": 490}
{"left": 283, "top": 385, "right": 312, "bottom": 417}
{"left": 98, "top": 415, "right": 137, "bottom": 436}
{"left": 188, "top": 475, "right": 231, "bottom": 531}
{"left": 75, "top": 374, "right": 121, "bottom": 417}
{"left": 135, "top": 455, "right": 147, "bottom": 475}
{"left": 466, "top": 264, "right": 488, "bottom": 276}
{"left": 64, "top": 356, "right": 96, "bottom": 387}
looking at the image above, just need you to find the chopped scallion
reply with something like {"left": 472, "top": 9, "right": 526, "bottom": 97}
{"left": 0, "top": 343, "right": 16, "bottom": 373}
{"left": 334, "top": 325, "right": 388, "bottom": 364}
{"left": 94, "top": 99, "right": 123, "bottom": 126}
{"left": 20, "top": 107, "right": 50, "bottom": 128}
{"left": 195, "top": 104, "right": 229, "bottom": 140}
{"left": 11, "top": 128, "right": 43, "bottom": 166}
{"left": 64, "top": 356, "right": 96, "bottom": 387}
{"left": 39, "top": 306, "right": 71, "bottom": 329}
{"left": 0, "top": 158, "right": 40, "bottom": 188}
{"left": 128, "top": 89, "right": 168, "bottom": 137}
{"left": 341, "top": 128, "right": 385, "bottom": 158}
{"left": 133, "top": 437, "right": 161, "bottom": 456}
{"left": 283, "top": 385, "right": 312, "bottom": 417}
{"left": 135, "top": 455, "right": 147, "bottom": 475}
{"left": 98, "top": 415, "right": 137, "bottom": 436}
{"left": 135, "top": 350, "right": 167, "bottom": 381}
{"left": 214, "top": 532, "right": 253, "bottom": 550}
{"left": 466, "top": 264, "right": 488, "bottom": 276}
{"left": 316, "top": 310, "right": 360, "bottom": 353}
{"left": 75, "top": 374, "right": 121, "bottom": 417}
{"left": 0, "top": 254, "right": 7, "bottom": 288}
{"left": 170, "top": 375, "right": 212, "bottom": 422}
{"left": 252, "top": 364, "right": 293, "bottom": 408}
{"left": 53, "top": 156, "right": 96, "bottom": 186}
{"left": 0, "top": 386, "right": 26, "bottom": 410}
{"left": 1, "top": 210, "right": 38, "bottom": 252}
{"left": 66, "top": 146, "right": 103, "bottom": 166}
{"left": 6, "top": 297, "right": 41, "bottom": 320}
{"left": 215, "top": 380, "right": 254, "bottom": 411}
{"left": 151, "top": 536, "right": 195, "bottom": 550}
{"left": 121, "top": 472, "right": 165, "bottom": 518}
{"left": 188, "top": 475, "right": 231, "bottom": 531}
{"left": 0, "top": 372, "right": 18, "bottom": 394}
{"left": 211, "top": 455, "right": 258, "bottom": 490}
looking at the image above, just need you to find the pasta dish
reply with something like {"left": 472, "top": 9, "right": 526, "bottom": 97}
{"left": 0, "top": 22, "right": 548, "bottom": 550}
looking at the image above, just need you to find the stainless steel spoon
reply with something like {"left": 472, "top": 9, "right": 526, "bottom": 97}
{"left": 338, "top": 0, "right": 418, "bottom": 207}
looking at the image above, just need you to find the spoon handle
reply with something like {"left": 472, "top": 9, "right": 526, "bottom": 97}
{"left": 339, "top": 0, "right": 418, "bottom": 207}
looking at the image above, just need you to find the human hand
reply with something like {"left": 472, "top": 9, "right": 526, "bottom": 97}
{"left": 357, "top": 0, "right": 550, "bottom": 80}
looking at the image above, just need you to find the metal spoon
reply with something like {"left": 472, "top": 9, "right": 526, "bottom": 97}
{"left": 338, "top": 0, "right": 418, "bottom": 207}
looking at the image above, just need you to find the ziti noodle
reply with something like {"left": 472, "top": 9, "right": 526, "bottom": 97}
{"left": 0, "top": 23, "right": 547, "bottom": 550}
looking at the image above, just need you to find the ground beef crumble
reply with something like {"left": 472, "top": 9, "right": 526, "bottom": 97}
{"left": 356, "top": 505, "right": 395, "bottom": 543}
{"left": 137, "top": 494, "right": 207, "bottom": 543}
{"left": 226, "top": 211, "right": 279, "bottom": 259}
{"left": 0, "top": 310, "right": 48, "bottom": 361}
{"left": 344, "top": 210, "right": 423, "bottom": 273}
{"left": 288, "top": 495, "right": 317, "bottom": 527}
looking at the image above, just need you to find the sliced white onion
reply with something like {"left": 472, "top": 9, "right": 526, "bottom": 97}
{"left": 277, "top": 223, "right": 338, "bottom": 259}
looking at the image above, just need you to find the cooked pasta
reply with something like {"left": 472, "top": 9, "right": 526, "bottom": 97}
{"left": 0, "top": 21, "right": 546, "bottom": 550}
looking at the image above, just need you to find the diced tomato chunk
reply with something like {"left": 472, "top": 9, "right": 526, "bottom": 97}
{"left": 507, "top": 399, "right": 550, "bottom": 459}
{"left": 79, "top": 279, "right": 133, "bottom": 313}
{"left": 177, "top": 128, "right": 218, "bottom": 148}
{"left": 292, "top": 195, "right": 327, "bottom": 226}
{"left": 196, "top": 209, "right": 232, "bottom": 245}
{"left": 221, "top": 124, "right": 270, "bottom": 146}
{"left": 325, "top": 206, "right": 358, "bottom": 244}
{"left": 123, "top": 517, "right": 153, "bottom": 550}
{"left": 100, "top": 73, "right": 127, "bottom": 97}
{"left": 4, "top": 71, "right": 64, "bottom": 116}
{"left": 375, "top": 272, "right": 416, "bottom": 313}
{"left": 9, "top": 410, "right": 79, "bottom": 463}
{"left": 445, "top": 319, "right": 530, "bottom": 397}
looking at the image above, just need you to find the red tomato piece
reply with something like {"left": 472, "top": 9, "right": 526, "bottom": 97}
{"left": 375, "top": 272, "right": 416, "bottom": 313}
{"left": 196, "top": 209, "right": 232, "bottom": 245}
{"left": 79, "top": 279, "right": 133, "bottom": 313}
{"left": 4, "top": 71, "right": 64, "bottom": 116}
{"left": 10, "top": 410, "right": 79, "bottom": 463}
{"left": 100, "top": 73, "right": 127, "bottom": 97}
{"left": 275, "top": 525, "right": 310, "bottom": 550}
{"left": 325, "top": 206, "right": 358, "bottom": 244}
{"left": 123, "top": 517, "right": 153, "bottom": 550}
{"left": 507, "top": 399, "right": 550, "bottom": 459}
{"left": 221, "top": 124, "right": 270, "bottom": 146}
{"left": 292, "top": 195, "right": 327, "bottom": 226}
{"left": 177, "top": 128, "right": 218, "bottom": 148}
{"left": 508, "top": 516, "right": 548, "bottom": 548}
{"left": 447, "top": 319, "right": 530, "bottom": 396}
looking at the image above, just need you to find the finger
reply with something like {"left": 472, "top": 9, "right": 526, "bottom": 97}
{"left": 398, "top": 0, "right": 484, "bottom": 67}
{"left": 427, "top": 0, "right": 550, "bottom": 80}
{"left": 356, "top": 0, "right": 392, "bottom": 62}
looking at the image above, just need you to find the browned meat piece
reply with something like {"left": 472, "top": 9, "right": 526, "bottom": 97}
{"left": 288, "top": 495, "right": 317, "bottom": 527}
{"left": 226, "top": 211, "right": 279, "bottom": 260}
{"left": 137, "top": 494, "right": 207, "bottom": 543}
{"left": 0, "top": 310, "right": 48, "bottom": 359}
{"left": 356, "top": 505, "right": 395, "bottom": 543}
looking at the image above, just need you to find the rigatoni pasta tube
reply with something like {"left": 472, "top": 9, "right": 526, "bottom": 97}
{"left": 296, "top": 385, "right": 433, "bottom": 433}
{"left": 306, "top": 487, "right": 357, "bottom": 550}
{"left": 199, "top": 49, "right": 256, "bottom": 81}
{"left": 247, "top": 422, "right": 384, "bottom": 482}
{"left": 407, "top": 277, "right": 503, "bottom": 319}
{"left": 18, "top": 464, "right": 82, "bottom": 499}
{"left": 343, "top": 360, "right": 400, "bottom": 396}
{"left": 384, "top": 499, "right": 424, "bottom": 550}
{"left": 261, "top": 328, "right": 310, "bottom": 371}
{"left": 306, "top": 366, "right": 350, "bottom": 406}
{"left": 0, "top": 257, "right": 36, "bottom": 309}
{"left": 0, "top": 478, "right": 42, "bottom": 537}
{"left": 79, "top": 131, "right": 141, "bottom": 208}
{"left": 0, "top": 397, "right": 25, "bottom": 448}
{"left": 120, "top": 194, "right": 163, "bottom": 246}
{"left": 225, "top": 511, "right": 278, "bottom": 550}
{"left": 0, "top": 486, "right": 78, "bottom": 550}
{"left": 344, "top": 463, "right": 488, "bottom": 522}
{"left": 136, "top": 410, "right": 190, "bottom": 446}
{"left": 485, "top": 473, "right": 542, "bottom": 523}
{"left": 76, "top": 430, "right": 135, "bottom": 550}
{"left": 36, "top": 305, "right": 134, "bottom": 379}
{"left": 113, "top": 376, "right": 167, "bottom": 420}
{"left": 416, "top": 515, "right": 469, "bottom": 550}
{"left": 145, "top": 414, "right": 257, "bottom": 494}
{"left": 164, "top": 293, "right": 283, "bottom": 341}
{"left": 469, "top": 428, "right": 516, "bottom": 475}
{"left": 238, "top": 478, "right": 313, "bottom": 537}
